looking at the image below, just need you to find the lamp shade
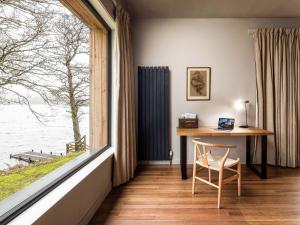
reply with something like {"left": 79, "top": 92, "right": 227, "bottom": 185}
{"left": 234, "top": 99, "right": 244, "bottom": 111}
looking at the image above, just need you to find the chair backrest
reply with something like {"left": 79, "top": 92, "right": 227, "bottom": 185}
{"left": 192, "top": 139, "right": 236, "bottom": 167}
{"left": 192, "top": 139, "right": 236, "bottom": 149}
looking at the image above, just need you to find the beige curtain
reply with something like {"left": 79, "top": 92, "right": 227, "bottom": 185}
{"left": 254, "top": 28, "right": 300, "bottom": 167}
{"left": 113, "top": 5, "right": 137, "bottom": 186}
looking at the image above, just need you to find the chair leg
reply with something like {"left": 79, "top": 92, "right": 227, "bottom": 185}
{"left": 218, "top": 169, "right": 223, "bottom": 209}
{"left": 192, "top": 162, "right": 196, "bottom": 195}
{"left": 208, "top": 169, "right": 211, "bottom": 183}
{"left": 237, "top": 161, "right": 241, "bottom": 197}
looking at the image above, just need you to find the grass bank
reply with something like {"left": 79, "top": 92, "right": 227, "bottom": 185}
{"left": 0, "top": 152, "right": 83, "bottom": 201}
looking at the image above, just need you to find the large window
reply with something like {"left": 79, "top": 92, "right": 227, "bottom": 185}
{"left": 0, "top": 0, "right": 110, "bottom": 223}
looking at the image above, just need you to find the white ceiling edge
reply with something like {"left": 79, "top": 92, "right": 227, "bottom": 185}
{"left": 88, "top": 0, "right": 116, "bottom": 30}
{"left": 123, "top": 0, "right": 300, "bottom": 19}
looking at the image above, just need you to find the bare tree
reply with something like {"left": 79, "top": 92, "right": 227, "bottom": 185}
{"left": 0, "top": 0, "right": 89, "bottom": 142}
{"left": 0, "top": 0, "right": 55, "bottom": 120}
{"left": 48, "top": 14, "right": 89, "bottom": 143}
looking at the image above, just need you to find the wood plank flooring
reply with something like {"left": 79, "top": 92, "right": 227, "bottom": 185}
{"left": 89, "top": 165, "right": 300, "bottom": 225}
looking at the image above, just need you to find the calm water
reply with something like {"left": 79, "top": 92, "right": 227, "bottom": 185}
{"left": 0, "top": 104, "right": 89, "bottom": 170}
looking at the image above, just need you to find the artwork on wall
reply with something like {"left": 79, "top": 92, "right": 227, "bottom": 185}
{"left": 186, "top": 67, "right": 211, "bottom": 101}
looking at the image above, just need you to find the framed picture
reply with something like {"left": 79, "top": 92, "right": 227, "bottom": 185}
{"left": 186, "top": 67, "right": 211, "bottom": 101}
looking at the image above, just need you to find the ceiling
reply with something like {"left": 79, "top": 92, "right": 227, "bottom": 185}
{"left": 123, "top": 0, "right": 300, "bottom": 19}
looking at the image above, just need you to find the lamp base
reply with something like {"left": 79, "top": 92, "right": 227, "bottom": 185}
{"left": 239, "top": 125, "right": 249, "bottom": 128}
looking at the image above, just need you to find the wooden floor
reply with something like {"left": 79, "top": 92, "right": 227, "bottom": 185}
{"left": 89, "top": 165, "right": 300, "bottom": 225}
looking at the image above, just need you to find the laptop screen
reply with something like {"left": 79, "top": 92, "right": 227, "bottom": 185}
{"left": 218, "top": 118, "right": 235, "bottom": 130}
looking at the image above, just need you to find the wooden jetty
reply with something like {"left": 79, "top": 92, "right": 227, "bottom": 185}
{"left": 10, "top": 150, "right": 60, "bottom": 164}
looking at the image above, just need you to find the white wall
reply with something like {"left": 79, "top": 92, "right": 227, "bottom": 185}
{"left": 133, "top": 18, "right": 300, "bottom": 164}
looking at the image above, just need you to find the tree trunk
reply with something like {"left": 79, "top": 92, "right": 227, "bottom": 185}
{"left": 67, "top": 64, "right": 81, "bottom": 148}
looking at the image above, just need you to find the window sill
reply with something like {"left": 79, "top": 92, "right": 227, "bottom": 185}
{"left": 7, "top": 147, "right": 114, "bottom": 225}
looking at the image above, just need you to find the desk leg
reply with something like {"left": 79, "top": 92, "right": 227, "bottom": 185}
{"left": 261, "top": 135, "right": 267, "bottom": 179}
{"left": 246, "top": 135, "right": 268, "bottom": 179}
{"left": 246, "top": 136, "right": 251, "bottom": 167}
{"left": 180, "top": 136, "right": 187, "bottom": 180}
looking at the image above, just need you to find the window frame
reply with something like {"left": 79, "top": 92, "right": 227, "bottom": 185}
{"left": 0, "top": 1, "right": 113, "bottom": 224}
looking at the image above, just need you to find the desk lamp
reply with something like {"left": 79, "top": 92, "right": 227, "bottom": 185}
{"left": 234, "top": 100, "right": 250, "bottom": 128}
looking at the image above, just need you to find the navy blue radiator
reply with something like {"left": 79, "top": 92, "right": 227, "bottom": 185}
{"left": 137, "top": 66, "right": 170, "bottom": 161}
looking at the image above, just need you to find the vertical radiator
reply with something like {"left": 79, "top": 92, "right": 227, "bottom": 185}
{"left": 137, "top": 66, "right": 170, "bottom": 161}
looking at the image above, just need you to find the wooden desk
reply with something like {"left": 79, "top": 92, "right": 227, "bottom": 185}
{"left": 176, "top": 127, "right": 274, "bottom": 180}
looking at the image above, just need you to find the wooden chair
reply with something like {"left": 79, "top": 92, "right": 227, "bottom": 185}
{"left": 192, "top": 139, "right": 241, "bottom": 208}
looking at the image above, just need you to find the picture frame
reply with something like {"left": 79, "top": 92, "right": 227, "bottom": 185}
{"left": 186, "top": 67, "right": 211, "bottom": 101}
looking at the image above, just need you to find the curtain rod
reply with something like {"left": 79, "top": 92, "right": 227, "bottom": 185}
{"left": 248, "top": 27, "right": 300, "bottom": 35}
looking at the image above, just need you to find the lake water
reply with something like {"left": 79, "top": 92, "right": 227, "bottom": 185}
{"left": 0, "top": 104, "right": 89, "bottom": 170}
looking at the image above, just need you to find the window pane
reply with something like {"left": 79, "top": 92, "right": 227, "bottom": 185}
{"left": 0, "top": 0, "right": 108, "bottom": 207}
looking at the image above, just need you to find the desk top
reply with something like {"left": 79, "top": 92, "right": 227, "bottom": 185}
{"left": 176, "top": 126, "right": 273, "bottom": 137}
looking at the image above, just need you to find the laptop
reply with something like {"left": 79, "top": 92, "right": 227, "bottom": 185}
{"left": 216, "top": 118, "right": 235, "bottom": 130}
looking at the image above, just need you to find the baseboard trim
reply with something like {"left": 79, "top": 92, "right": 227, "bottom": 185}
{"left": 138, "top": 161, "right": 170, "bottom": 165}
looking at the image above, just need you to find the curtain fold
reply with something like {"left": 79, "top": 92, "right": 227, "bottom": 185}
{"left": 113, "top": 5, "right": 136, "bottom": 186}
{"left": 254, "top": 28, "right": 300, "bottom": 167}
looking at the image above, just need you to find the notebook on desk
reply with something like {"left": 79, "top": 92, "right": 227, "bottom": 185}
{"left": 215, "top": 118, "right": 235, "bottom": 131}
